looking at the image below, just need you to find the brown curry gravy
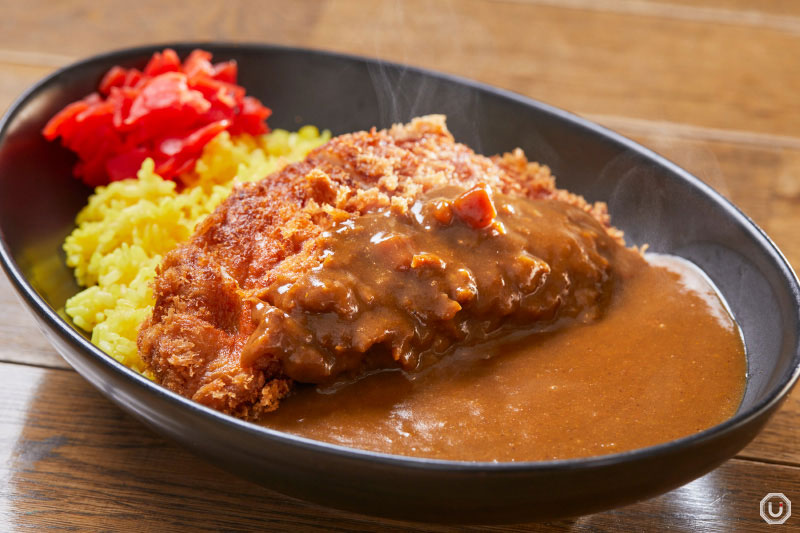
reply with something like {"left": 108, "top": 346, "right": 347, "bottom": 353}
{"left": 259, "top": 190, "right": 746, "bottom": 462}
{"left": 245, "top": 185, "right": 618, "bottom": 384}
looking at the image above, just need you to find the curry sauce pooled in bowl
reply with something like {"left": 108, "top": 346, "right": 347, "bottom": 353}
{"left": 136, "top": 115, "right": 746, "bottom": 461}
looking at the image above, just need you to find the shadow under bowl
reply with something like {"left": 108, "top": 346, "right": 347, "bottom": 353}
{"left": 0, "top": 43, "right": 798, "bottom": 524}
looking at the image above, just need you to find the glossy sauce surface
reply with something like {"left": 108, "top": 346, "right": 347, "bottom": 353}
{"left": 245, "top": 185, "right": 619, "bottom": 384}
{"left": 261, "top": 254, "right": 746, "bottom": 461}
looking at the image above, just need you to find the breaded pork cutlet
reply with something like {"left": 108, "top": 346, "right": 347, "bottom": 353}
{"left": 138, "top": 115, "right": 624, "bottom": 419}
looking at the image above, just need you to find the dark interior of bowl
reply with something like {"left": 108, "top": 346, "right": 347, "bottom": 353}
{"left": 0, "top": 43, "right": 798, "bottom": 524}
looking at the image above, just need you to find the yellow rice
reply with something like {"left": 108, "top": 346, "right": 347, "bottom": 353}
{"left": 63, "top": 126, "right": 331, "bottom": 372}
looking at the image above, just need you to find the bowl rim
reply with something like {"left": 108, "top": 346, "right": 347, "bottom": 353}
{"left": 1, "top": 41, "right": 799, "bottom": 473}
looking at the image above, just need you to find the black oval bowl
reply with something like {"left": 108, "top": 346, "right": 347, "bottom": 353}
{"left": 0, "top": 43, "right": 798, "bottom": 525}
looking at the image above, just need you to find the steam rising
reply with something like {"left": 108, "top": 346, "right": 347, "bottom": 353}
{"left": 363, "top": 0, "right": 490, "bottom": 153}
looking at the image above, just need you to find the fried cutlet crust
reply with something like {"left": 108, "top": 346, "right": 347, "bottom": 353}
{"left": 138, "top": 115, "right": 622, "bottom": 419}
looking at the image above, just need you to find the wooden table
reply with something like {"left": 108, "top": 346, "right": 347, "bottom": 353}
{"left": 1, "top": 1, "right": 798, "bottom": 530}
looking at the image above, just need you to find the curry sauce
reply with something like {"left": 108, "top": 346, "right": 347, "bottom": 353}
{"left": 259, "top": 187, "right": 746, "bottom": 461}
{"left": 244, "top": 185, "right": 623, "bottom": 384}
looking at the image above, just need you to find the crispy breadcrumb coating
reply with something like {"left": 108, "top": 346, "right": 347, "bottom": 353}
{"left": 138, "top": 115, "right": 622, "bottom": 418}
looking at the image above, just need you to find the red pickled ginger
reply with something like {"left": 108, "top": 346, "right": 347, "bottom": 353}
{"left": 43, "top": 48, "right": 272, "bottom": 186}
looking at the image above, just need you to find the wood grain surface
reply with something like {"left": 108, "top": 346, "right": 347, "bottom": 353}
{"left": 0, "top": 0, "right": 798, "bottom": 531}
